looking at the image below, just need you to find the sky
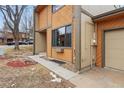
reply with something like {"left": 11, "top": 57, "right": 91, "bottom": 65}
{"left": 0, "top": 12, "right": 3, "bottom": 30}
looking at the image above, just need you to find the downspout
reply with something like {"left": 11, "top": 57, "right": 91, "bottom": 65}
{"left": 91, "top": 19, "right": 97, "bottom": 68}
{"left": 94, "top": 22, "right": 98, "bottom": 66}
{"left": 74, "top": 5, "right": 81, "bottom": 72}
{"left": 90, "top": 24, "right": 97, "bottom": 69}
{"left": 33, "top": 6, "right": 36, "bottom": 55}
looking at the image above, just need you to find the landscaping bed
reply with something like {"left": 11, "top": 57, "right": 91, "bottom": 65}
{"left": 6, "top": 59, "right": 37, "bottom": 67}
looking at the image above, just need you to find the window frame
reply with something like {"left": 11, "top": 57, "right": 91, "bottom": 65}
{"left": 52, "top": 5, "right": 64, "bottom": 13}
{"left": 52, "top": 24, "right": 72, "bottom": 48}
{"left": 65, "top": 25, "right": 72, "bottom": 47}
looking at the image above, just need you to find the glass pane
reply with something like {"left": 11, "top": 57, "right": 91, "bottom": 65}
{"left": 52, "top": 25, "right": 72, "bottom": 47}
{"left": 66, "top": 25, "right": 72, "bottom": 34}
{"left": 52, "top": 31, "right": 54, "bottom": 46}
{"left": 57, "top": 27, "right": 65, "bottom": 46}
{"left": 58, "top": 27, "right": 65, "bottom": 35}
{"left": 54, "top": 30, "right": 57, "bottom": 46}
{"left": 52, "top": 5, "right": 64, "bottom": 12}
{"left": 66, "top": 25, "right": 72, "bottom": 47}
{"left": 52, "top": 30, "right": 57, "bottom": 46}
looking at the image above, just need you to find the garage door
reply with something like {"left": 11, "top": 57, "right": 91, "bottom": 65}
{"left": 105, "top": 29, "right": 124, "bottom": 71}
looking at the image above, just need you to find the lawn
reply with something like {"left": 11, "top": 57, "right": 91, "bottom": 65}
{"left": 0, "top": 45, "right": 75, "bottom": 88}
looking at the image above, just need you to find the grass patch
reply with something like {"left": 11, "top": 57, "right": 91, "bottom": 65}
{"left": 4, "top": 45, "right": 33, "bottom": 58}
{"left": 5, "top": 45, "right": 33, "bottom": 54}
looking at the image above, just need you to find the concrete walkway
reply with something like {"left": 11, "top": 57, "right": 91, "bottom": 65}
{"left": 29, "top": 55, "right": 124, "bottom": 88}
{"left": 28, "top": 55, "right": 78, "bottom": 80}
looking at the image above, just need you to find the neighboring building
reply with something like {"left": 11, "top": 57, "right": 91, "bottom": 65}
{"left": 0, "top": 31, "right": 4, "bottom": 44}
{"left": 0, "top": 22, "right": 28, "bottom": 45}
{"left": 0, "top": 31, "right": 27, "bottom": 44}
{"left": 34, "top": 5, "right": 124, "bottom": 71}
{"left": 6, "top": 31, "right": 27, "bottom": 42}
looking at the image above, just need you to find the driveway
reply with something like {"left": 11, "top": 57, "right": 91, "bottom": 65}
{"left": 70, "top": 67, "right": 124, "bottom": 88}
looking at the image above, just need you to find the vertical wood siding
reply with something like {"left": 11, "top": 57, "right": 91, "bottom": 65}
{"left": 95, "top": 13, "right": 124, "bottom": 67}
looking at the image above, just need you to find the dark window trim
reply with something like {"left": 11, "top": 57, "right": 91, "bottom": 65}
{"left": 52, "top": 5, "right": 64, "bottom": 13}
{"left": 52, "top": 24, "right": 72, "bottom": 47}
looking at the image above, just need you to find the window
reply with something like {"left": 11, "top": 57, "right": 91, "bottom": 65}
{"left": 65, "top": 25, "right": 72, "bottom": 47}
{"left": 52, "top": 25, "right": 72, "bottom": 47}
{"left": 52, "top": 5, "right": 64, "bottom": 13}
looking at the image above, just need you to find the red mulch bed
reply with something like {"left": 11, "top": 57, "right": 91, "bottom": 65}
{"left": 7, "top": 60, "right": 35, "bottom": 67}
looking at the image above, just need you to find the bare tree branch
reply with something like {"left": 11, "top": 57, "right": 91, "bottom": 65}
{"left": 0, "top": 5, "right": 27, "bottom": 50}
{"left": 0, "top": 5, "right": 7, "bottom": 11}
{"left": 6, "top": 6, "right": 14, "bottom": 23}
{"left": 0, "top": 8, "right": 14, "bottom": 32}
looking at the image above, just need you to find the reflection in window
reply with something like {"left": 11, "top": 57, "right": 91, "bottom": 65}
{"left": 57, "top": 27, "right": 65, "bottom": 46}
{"left": 52, "top": 25, "right": 72, "bottom": 47}
{"left": 52, "top": 5, "right": 64, "bottom": 13}
{"left": 66, "top": 25, "right": 72, "bottom": 47}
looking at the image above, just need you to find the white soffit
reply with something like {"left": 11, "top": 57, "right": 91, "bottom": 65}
{"left": 81, "top": 5, "right": 117, "bottom": 16}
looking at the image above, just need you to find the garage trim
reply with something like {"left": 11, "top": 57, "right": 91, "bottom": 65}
{"left": 102, "top": 27, "right": 124, "bottom": 68}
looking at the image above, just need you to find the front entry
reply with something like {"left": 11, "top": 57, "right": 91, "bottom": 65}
{"left": 34, "top": 30, "right": 47, "bottom": 54}
{"left": 41, "top": 31, "right": 47, "bottom": 52}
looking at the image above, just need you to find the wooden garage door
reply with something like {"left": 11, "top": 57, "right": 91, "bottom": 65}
{"left": 105, "top": 29, "right": 124, "bottom": 71}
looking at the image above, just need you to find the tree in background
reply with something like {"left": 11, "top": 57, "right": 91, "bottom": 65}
{"left": 2, "top": 22, "right": 9, "bottom": 44}
{"left": 0, "top": 5, "right": 27, "bottom": 50}
{"left": 20, "top": 6, "right": 33, "bottom": 41}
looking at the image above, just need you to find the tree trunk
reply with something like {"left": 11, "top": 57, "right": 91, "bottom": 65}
{"left": 14, "top": 28, "right": 20, "bottom": 50}
{"left": 15, "top": 39, "right": 19, "bottom": 50}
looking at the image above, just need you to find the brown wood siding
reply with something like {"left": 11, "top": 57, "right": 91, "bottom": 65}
{"left": 95, "top": 13, "right": 124, "bottom": 67}
{"left": 38, "top": 7, "right": 48, "bottom": 29}
{"left": 52, "top": 5, "right": 73, "bottom": 29}
{"left": 47, "top": 6, "right": 52, "bottom": 27}
{"left": 47, "top": 6, "right": 52, "bottom": 57}
{"left": 52, "top": 48, "right": 72, "bottom": 62}
{"left": 36, "top": 5, "right": 74, "bottom": 62}
{"left": 47, "top": 28, "right": 52, "bottom": 57}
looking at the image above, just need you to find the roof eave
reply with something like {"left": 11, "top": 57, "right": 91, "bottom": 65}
{"left": 35, "top": 5, "right": 47, "bottom": 13}
{"left": 92, "top": 7, "right": 124, "bottom": 21}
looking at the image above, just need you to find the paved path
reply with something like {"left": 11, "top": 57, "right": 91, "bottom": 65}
{"left": 28, "top": 55, "right": 78, "bottom": 80}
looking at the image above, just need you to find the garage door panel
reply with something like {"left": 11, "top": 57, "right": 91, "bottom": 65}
{"left": 106, "top": 57, "right": 124, "bottom": 62}
{"left": 106, "top": 50, "right": 124, "bottom": 57}
{"left": 106, "top": 60, "right": 124, "bottom": 70}
{"left": 106, "top": 57, "right": 124, "bottom": 70}
{"left": 106, "top": 40, "right": 124, "bottom": 49}
{"left": 105, "top": 29, "right": 124, "bottom": 71}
